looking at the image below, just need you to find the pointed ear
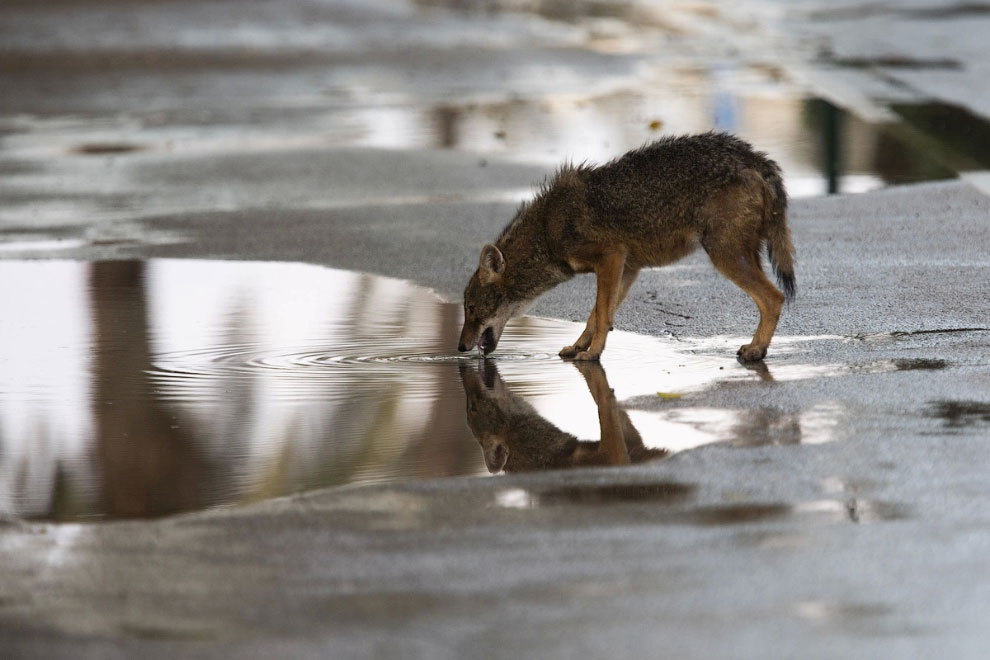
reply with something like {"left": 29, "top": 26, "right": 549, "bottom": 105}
{"left": 479, "top": 243, "right": 505, "bottom": 282}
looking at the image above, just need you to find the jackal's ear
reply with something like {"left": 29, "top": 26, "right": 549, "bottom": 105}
{"left": 479, "top": 243, "right": 505, "bottom": 283}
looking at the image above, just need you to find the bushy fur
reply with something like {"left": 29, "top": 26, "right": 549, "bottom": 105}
{"left": 459, "top": 132, "right": 796, "bottom": 362}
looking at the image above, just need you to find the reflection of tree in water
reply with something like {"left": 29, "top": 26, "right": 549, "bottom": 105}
{"left": 872, "top": 129, "right": 954, "bottom": 185}
{"left": 71, "top": 263, "right": 489, "bottom": 515}
{"left": 433, "top": 104, "right": 461, "bottom": 149}
{"left": 47, "top": 463, "right": 86, "bottom": 522}
{"left": 89, "top": 261, "right": 217, "bottom": 518}
{"left": 727, "top": 408, "right": 802, "bottom": 448}
{"left": 722, "top": 362, "right": 800, "bottom": 447}
{"left": 802, "top": 98, "right": 842, "bottom": 194}
{"left": 296, "top": 272, "right": 386, "bottom": 491}
{"left": 892, "top": 102, "right": 990, "bottom": 171}
{"left": 299, "top": 277, "right": 480, "bottom": 489}
{"left": 399, "top": 301, "right": 481, "bottom": 477}
{"left": 801, "top": 97, "right": 960, "bottom": 190}
{"left": 6, "top": 416, "right": 87, "bottom": 520}
{"left": 206, "top": 293, "right": 260, "bottom": 499}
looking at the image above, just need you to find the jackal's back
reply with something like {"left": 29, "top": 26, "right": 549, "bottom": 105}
{"left": 583, "top": 131, "right": 780, "bottom": 231}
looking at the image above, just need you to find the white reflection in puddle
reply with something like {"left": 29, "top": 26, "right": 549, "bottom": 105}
{"left": 633, "top": 401, "right": 845, "bottom": 452}
{"left": 494, "top": 488, "right": 536, "bottom": 510}
{"left": 0, "top": 238, "right": 89, "bottom": 254}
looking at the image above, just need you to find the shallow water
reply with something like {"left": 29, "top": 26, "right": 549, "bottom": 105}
{"left": 0, "top": 259, "right": 842, "bottom": 521}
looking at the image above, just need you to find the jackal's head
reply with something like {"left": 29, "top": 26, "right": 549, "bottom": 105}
{"left": 458, "top": 243, "right": 523, "bottom": 355}
{"left": 459, "top": 360, "right": 588, "bottom": 474}
{"left": 458, "top": 360, "right": 514, "bottom": 473}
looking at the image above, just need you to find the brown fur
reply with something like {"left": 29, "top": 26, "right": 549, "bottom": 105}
{"left": 459, "top": 360, "right": 668, "bottom": 473}
{"left": 458, "top": 132, "right": 796, "bottom": 361}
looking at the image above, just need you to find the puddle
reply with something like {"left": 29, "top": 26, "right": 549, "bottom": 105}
{"left": 71, "top": 143, "right": 146, "bottom": 156}
{"left": 925, "top": 400, "right": 990, "bottom": 431}
{"left": 533, "top": 482, "right": 695, "bottom": 506}
{"left": 677, "top": 503, "right": 792, "bottom": 526}
{"left": 0, "top": 259, "right": 846, "bottom": 521}
{"left": 847, "top": 327, "right": 990, "bottom": 345}
{"left": 828, "top": 56, "right": 962, "bottom": 70}
{"left": 0, "top": 89, "right": 972, "bottom": 230}
{"left": 812, "top": 4, "right": 990, "bottom": 20}
{"left": 0, "top": 238, "right": 89, "bottom": 254}
{"left": 494, "top": 484, "right": 792, "bottom": 524}
{"left": 890, "top": 102, "right": 990, "bottom": 172}
{"left": 3, "top": 0, "right": 989, "bottom": 236}
{"left": 793, "top": 498, "right": 911, "bottom": 523}
{"left": 889, "top": 358, "right": 949, "bottom": 371}
{"left": 853, "top": 358, "right": 950, "bottom": 372}
{"left": 495, "top": 486, "right": 908, "bottom": 528}
{"left": 353, "top": 91, "right": 926, "bottom": 197}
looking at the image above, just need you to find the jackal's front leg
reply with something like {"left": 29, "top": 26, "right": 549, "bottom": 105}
{"left": 571, "top": 250, "right": 627, "bottom": 361}
{"left": 560, "top": 261, "right": 638, "bottom": 360}
{"left": 558, "top": 310, "right": 597, "bottom": 358}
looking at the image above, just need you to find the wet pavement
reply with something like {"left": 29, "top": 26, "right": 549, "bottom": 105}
{"left": 2, "top": 0, "right": 990, "bottom": 657}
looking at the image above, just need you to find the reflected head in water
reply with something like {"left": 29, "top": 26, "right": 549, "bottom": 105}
{"left": 459, "top": 359, "right": 668, "bottom": 474}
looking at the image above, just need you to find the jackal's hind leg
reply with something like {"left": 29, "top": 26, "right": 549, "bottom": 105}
{"left": 708, "top": 250, "right": 784, "bottom": 362}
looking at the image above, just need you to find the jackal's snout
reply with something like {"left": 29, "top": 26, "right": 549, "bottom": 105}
{"left": 479, "top": 327, "right": 497, "bottom": 354}
{"left": 457, "top": 322, "right": 477, "bottom": 353}
{"left": 460, "top": 242, "right": 513, "bottom": 354}
{"left": 457, "top": 323, "right": 498, "bottom": 354}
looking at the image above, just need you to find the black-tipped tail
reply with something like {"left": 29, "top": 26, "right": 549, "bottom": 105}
{"left": 761, "top": 159, "right": 796, "bottom": 301}
{"left": 775, "top": 260, "right": 797, "bottom": 301}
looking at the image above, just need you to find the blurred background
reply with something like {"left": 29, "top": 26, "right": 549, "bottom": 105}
{"left": 3, "top": 0, "right": 989, "bottom": 233}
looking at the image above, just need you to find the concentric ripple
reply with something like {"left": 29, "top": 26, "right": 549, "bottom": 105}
{"left": 147, "top": 326, "right": 566, "bottom": 404}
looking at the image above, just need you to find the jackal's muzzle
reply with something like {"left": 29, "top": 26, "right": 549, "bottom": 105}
{"left": 458, "top": 324, "right": 499, "bottom": 355}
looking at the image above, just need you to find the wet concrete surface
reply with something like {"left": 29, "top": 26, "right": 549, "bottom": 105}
{"left": 2, "top": 0, "right": 990, "bottom": 657}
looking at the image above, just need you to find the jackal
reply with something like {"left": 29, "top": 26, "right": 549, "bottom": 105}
{"left": 459, "top": 360, "right": 668, "bottom": 473}
{"left": 458, "top": 132, "right": 795, "bottom": 362}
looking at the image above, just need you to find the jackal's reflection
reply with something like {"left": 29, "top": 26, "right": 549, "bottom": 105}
{"left": 459, "top": 360, "right": 669, "bottom": 473}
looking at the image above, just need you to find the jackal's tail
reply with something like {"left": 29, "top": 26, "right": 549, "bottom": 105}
{"left": 760, "top": 159, "right": 796, "bottom": 301}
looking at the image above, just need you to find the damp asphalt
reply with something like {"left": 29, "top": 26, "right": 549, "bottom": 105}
{"left": 2, "top": 0, "right": 990, "bottom": 658}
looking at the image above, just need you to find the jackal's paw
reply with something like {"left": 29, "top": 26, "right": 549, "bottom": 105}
{"left": 558, "top": 345, "right": 581, "bottom": 358}
{"left": 573, "top": 350, "right": 602, "bottom": 362}
{"left": 737, "top": 344, "right": 768, "bottom": 362}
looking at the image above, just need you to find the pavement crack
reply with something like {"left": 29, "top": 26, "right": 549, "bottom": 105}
{"left": 889, "top": 327, "right": 990, "bottom": 337}
{"left": 850, "top": 327, "right": 990, "bottom": 341}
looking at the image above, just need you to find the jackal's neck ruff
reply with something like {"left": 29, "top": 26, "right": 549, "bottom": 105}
{"left": 494, "top": 177, "right": 578, "bottom": 302}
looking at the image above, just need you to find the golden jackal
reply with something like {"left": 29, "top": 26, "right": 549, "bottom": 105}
{"left": 458, "top": 132, "right": 795, "bottom": 362}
